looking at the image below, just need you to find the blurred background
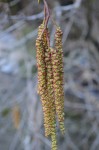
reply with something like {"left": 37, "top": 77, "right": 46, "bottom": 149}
{"left": 0, "top": 0, "right": 99, "bottom": 149}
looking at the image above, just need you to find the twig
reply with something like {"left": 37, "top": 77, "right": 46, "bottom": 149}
{"left": 0, "top": 0, "right": 82, "bottom": 23}
{"left": 55, "top": 0, "right": 82, "bottom": 12}
{"left": 36, "top": 134, "right": 51, "bottom": 147}
{"left": 65, "top": 101, "right": 99, "bottom": 114}
{"left": 10, "top": 11, "right": 44, "bottom": 21}
{"left": 63, "top": 16, "right": 74, "bottom": 44}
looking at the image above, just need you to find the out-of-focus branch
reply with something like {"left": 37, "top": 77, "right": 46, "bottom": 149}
{"left": 1, "top": 0, "right": 82, "bottom": 21}
{"left": 55, "top": 0, "right": 81, "bottom": 12}
{"left": 0, "top": 21, "right": 25, "bottom": 38}
{"left": 10, "top": 11, "right": 44, "bottom": 21}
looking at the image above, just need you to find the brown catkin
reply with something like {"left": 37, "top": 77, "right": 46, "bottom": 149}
{"left": 51, "top": 27, "right": 65, "bottom": 134}
{"left": 40, "top": 25, "right": 57, "bottom": 147}
{"left": 12, "top": 105, "right": 20, "bottom": 129}
{"left": 36, "top": 23, "right": 51, "bottom": 136}
{"left": 37, "top": 23, "right": 46, "bottom": 95}
{"left": 36, "top": 23, "right": 56, "bottom": 138}
{"left": 36, "top": 21, "right": 65, "bottom": 150}
{"left": 51, "top": 133, "right": 57, "bottom": 150}
{"left": 45, "top": 46, "right": 57, "bottom": 149}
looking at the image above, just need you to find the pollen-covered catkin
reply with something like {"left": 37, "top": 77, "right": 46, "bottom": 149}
{"left": 51, "top": 133, "right": 57, "bottom": 150}
{"left": 54, "top": 27, "right": 65, "bottom": 133}
{"left": 41, "top": 25, "right": 57, "bottom": 146}
{"left": 42, "top": 28, "right": 57, "bottom": 140}
{"left": 51, "top": 27, "right": 65, "bottom": 134}
{"left": 36, "top": 21, "right": 65, "bottom": 149}
{"left": 45, "top": 46, "right": 57, "bottom": 149}
{"left": 37, "top": 23, "right": 46, "bottom": 95}
{"left": 36, "top": 24, "right": 51, "bottom": 136}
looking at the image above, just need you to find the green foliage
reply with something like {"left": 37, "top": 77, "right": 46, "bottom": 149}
{"left": 2, "top": 108, "right": 11, "bottom": 117}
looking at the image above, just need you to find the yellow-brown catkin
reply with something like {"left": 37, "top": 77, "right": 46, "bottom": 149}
{"left": 41, "top": 25, "right": 57, "bottom": 148}
{"left": 36, "top": 23, "right": 57, "bottom": 149}
{"left": 51, "top": 27, "right": 65, "bottom": 134}
{"left": 12, "top": 105, "right": 20, "bottom": 129}
{"left": 45, "top": 46, "right": 57, "bottom": 150}
{"left": 36, "top": 23, "right": 53, "bottom": 137}
{"left": 36, "top": 23, "right": 65, "bottom": 149}
{"left": 51, "top": 133, "right": 57, "bottom": 150}
{"left": 37, "top": 23, "right": 46, "bottom": 95}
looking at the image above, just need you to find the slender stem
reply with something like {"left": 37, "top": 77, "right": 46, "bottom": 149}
{"left": 43, "top": 0, "right": 50, "bottom": 27}
{"left": 40, "top": 0, "right": 50, "bottom": 47}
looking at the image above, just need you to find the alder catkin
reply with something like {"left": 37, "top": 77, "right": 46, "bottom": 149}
{"left": 42, "top": 26, "right": 57, "bottom": 146}
{"left": 51, "top": 133, "right": 57, "bottom": 150}
{"left": 36, "top": 21, "right": 65, "bottom": 150}
{"left": 51, "top": 27, "right": 65, "bottom": 134}
{"left": 36, "top": 23, "right": 56, "bottom": 138}
{"left": 45, "top": 46, "right": 57, "bottom": 149}
{"left": 37, "top": 23, "right": 46, "bottom": 95}
{"left": 36, "top": 23, "right": 51, "bottom": 136}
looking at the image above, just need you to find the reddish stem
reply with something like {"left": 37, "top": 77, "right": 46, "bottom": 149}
{"left": 40, "top": 0, "right": 50, "bottom": 47}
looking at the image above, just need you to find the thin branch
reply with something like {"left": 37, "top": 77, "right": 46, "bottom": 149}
{"left": 55, "top": 0, "right": 82, "bottom": 12}
{"left": 10, "top": 11, "right": 44, "bottom": 21}
{"left": 1, "top": 0, "right": 82, "bottom": 22}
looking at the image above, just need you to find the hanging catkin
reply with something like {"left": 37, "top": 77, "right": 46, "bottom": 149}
{"left": 36, "top": 23, "right": 51, "bottom": 136}
{"left": 36, "top": 22, "right": 65, "bottom": 150}
{"left": 36, "top": 23, "right": 57, "bottom": 149}
{"left": 36, "top": 1, "right": 65, "bottom": 149}
{"left": 45, "top": 45, "right": 57, "bottom": 149}
{"left": 37, "top": 23, "right": 47, "bottom": 95}
{"left": 51, "top": 27, "right": 65, "bottom": 134}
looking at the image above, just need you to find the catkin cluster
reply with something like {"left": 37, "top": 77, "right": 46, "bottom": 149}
{"left": 36, "top": 22, "right": 65, "bottom": 150}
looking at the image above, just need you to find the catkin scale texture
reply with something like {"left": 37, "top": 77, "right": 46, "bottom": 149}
{"left": 36, "top": 24, "right": 46, "bottom": 95}
{"left": 51, "top": 47, "right": 65, "bottom": 134}
{"left": 36, "top": 21, "right": 65, "bottom": 150}
{"left": 42, "top": 29, "right": 57, "bottom": 146}
{"left": 51, "top": 27, "right": 65, "bottom": 134}
{"left": 36, "top": 24, "right": 51, "bottom": 136}
{"left": 45, "top": 46, "right": 57, "bottom": 149}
